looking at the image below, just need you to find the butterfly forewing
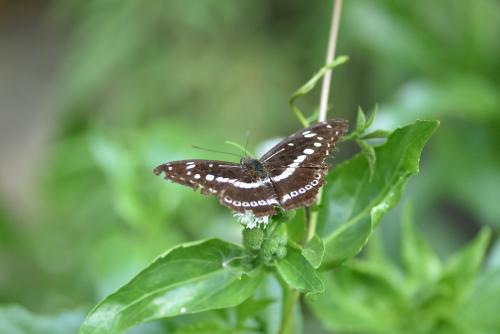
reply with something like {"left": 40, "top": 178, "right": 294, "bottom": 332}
{"left": 261, "top": 119, "right": 347, "bottom": 168}
{"left": 262, "top": 119, "right": 347, "bottom": 207}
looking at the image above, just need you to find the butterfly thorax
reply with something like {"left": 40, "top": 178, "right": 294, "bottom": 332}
{"left": 240, "top": 157, "right": 267, "bottom": 178}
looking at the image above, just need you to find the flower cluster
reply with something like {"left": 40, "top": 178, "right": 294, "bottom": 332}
{"left": 233, "top": 210, "right": 269, "bottom": 229}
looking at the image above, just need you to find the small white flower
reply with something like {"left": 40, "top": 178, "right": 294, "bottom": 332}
{"left": 233, "top": 210, "right": 269, "bottom": 229}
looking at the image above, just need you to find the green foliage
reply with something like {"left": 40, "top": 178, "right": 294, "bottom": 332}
{"left": 76, "top": 115, "right": 440, "bottom": 333}
{"left": 308, "top": 212, "right": 493, "bottom": 334}
{"left": 275, "top": 246, "right": 324, "bottom": 295}
{"left": 80, "top": 239, "right": 264, "bottom": 334}
{"left": 318, "top": 120, "right": 439, "bottom": 267}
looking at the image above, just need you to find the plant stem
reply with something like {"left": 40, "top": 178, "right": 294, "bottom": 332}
{"left": 319, "top": 0, "right": 343, "bottom": 122}
{"left": 280, "top": 2, "right": 344, "bottom": 333}
{"left": 307, "top": 0, "right": 343, "bottom": 243}
{"left": 279, "top": 290, "right": 300, "bottom": 334}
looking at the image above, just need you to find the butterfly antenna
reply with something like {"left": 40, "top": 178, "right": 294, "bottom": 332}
{"left": 191, "top": 145, "right": 241, "bottom": 158}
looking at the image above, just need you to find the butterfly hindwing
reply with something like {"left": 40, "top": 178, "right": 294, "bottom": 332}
{"left": 219, "top": 178, "right": 279, "bottom": 216}
{"left": 270, "top": 167, "right": 328, "bottom": 211}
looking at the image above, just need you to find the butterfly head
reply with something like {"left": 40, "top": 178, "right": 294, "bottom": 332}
{"left": 240, "top": 157, "right": 266, "bottom": 177}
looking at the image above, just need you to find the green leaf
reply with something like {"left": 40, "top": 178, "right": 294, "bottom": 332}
{"left": 175, "top": 319, "right": 233, "bottom": 334}
{"left": 318, "top": 120, "right": 440, "bottom": 268}
{"left": 286, "top": 208, "right": 307, "bottom": 244}
{"left": 289, "top": 55, "right": 349, "bottom": 127}
{"left": 366, "top": 105, "right": 377, "bottom": 128}
{"left": 80, "top": 239, "right": 264, "bottom": 334}
{"left": 235, "top": 297, "right": 275, "bottom": 324}
{"left": 401, "top": 203, "right": 442, "bottom": 283}
{"left": 302, "top": 235, "right": 325, "bottom": 269}
{"left": 276, "top": 246, "right": 324, "bottom": 295}
{"left": 356, "top": 107, "right": 367, "bottom": 132}
{"left": 441, "top": 228, "right": 491, "bottom": 297}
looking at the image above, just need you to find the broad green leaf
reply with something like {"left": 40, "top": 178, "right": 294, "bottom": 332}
{"left": 80, "top": 239, "right": 264, "bottom": 334}
{"left": 276, "top": 246, "right": 323, "bottom": 295}
{"left": 302, "top": 235, "right": 325, "bottom": 269}
{"left": 402, "top": 204, "right": 442, "bottom": 283}
{"left": 318, "top": 120, "right": 439, "bottom": 268}
{"left": 0, "top": 305, "right": 84, "bottom": 334}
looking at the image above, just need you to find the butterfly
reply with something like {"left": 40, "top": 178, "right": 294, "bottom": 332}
{"left": 154, "top": 119, "right": 348, "bottom": 217}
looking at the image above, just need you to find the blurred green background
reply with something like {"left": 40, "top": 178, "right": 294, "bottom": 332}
{"left": 0, "top": 0, "right": 499, "bottom": 332}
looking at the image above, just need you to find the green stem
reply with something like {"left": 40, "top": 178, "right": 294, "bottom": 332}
{"left": 279, "top": 289, "right": 301, "bottom": 334}
{"left": 279, "top": 1, "right": 343, "bottom": 333}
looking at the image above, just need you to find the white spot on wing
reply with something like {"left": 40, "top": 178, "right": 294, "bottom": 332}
{"left": 303, "top": 148, "right": 315, "bottom": 155}
{"left": 194, "top": 174, "right": 201, "bottom": 179}
{"left": 287, "top": 143, "right": 294, "bottom": 146}
{"left": 314, "top": 142, "right": 322, "bottom": 147}
{"left": 186, "top": 164, "right": 195, "bottom": 170}
{"left": 233, "top": 179, "right": 269, "bottom": 189}
{"left": 206, "top": 174, "right": 214, "bottom": 181}
{"left": 267, "top": 198, "right": 279, "bottom": 205}
{"left": 304, "top": 132, "right": 316, "bottom": 138}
